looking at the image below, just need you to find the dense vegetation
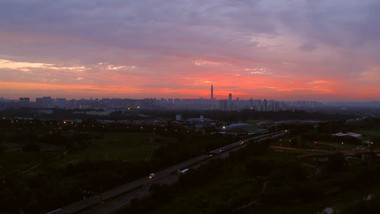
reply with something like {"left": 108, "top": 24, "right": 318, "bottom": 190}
{"left": 0, "top": 108, "right": 354, "bottom": 122}
{"left": 118, "top": 118, "right": 380, "bottom": 214}
{"left": 0, "top": 119, "right": 237, "bottom": 213}
{"left": 120, "top": 139, "right": 380, "bottom": 214}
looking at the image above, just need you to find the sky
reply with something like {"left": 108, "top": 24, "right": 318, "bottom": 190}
{"left": 0, "top": 0, "right": 379, "bottom": 101}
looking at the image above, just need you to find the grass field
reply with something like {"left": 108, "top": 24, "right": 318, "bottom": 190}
{"left": 0, "top": 132, "right": 175, "bottom": 176}
{"left": 357, "top": 129, "right": 380, "bottom": 139}
{"left": 0, "top": 150, "right": 58, "bottom": 176}
{"left": 52, "top": 132, "right": 173, "bottom": 167}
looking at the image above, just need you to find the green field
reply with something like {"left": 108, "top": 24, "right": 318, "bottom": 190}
{"left": 0, "top": 150, "right": 58, "bottom": 176}
{"left": 0, "top": 132, "right": 174, "bottom": 176}
{"left": 52, "top": 132, "right": 173, "bottom": 167}
{"left": 357, "top": 129, "right": 380, "bottom": 139}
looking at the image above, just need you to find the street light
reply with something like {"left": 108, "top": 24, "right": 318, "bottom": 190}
{"left": 83, "top": 190, "right": 89, "bottom": 199}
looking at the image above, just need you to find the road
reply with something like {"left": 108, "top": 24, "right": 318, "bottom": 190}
{"left": 46, "top": 131, "right": 285, "bottom": 214}
{"left": 46, "top": 155, "right": 209, "bottom": 214}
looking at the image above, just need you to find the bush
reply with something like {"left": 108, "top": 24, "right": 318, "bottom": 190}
{"left": 0, "top": 143, "right": 4, "bottom": 152}
{"left": 336, "top": 196, "right": 380, "bottom": 214}
{"left": 263, "top": 185, "right": 296, "bottom": 202}
{"left": 246, "top": 158, "right": 274, "bottom": 176}
{"left": 327, "top": 153, "right": 346, "bottom": 172}
{"left": 22, "top": 142, "right": 41, "bottom": 151}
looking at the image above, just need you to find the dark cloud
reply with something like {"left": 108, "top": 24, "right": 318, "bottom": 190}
{"left": 0, "top": 0, "right": 379, "bottom": 100}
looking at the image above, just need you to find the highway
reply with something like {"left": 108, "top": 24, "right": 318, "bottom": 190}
{"left": 46, "top": 155, "right": 209, "bottom": 214}
{"left": 46, "top": 131, "right": 285, "bottom": 214}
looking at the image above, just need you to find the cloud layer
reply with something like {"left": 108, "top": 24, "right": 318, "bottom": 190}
{"left": 0, "top": 0, "right": 379, "bottom": 100}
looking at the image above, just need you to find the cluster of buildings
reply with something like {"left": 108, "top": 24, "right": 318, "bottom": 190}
{"left": 0, "top": 96, "right": 291, "bottom": 111}
{"left": 0, "top": 85, "right": 322, "bottom": 111}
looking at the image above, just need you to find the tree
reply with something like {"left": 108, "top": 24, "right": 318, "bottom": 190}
{"left": 246, "top": 158, "right": 273, "bottom": 176}
{"left": 327, "top": 153, "right": 346, "bottom": 172}
{"left": 23, "top": 142, "right": 41, "bottom": 151}
{"left": 0, "top": 142, "right": 4, "bottom": 153}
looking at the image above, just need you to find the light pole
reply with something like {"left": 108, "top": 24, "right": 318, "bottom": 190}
{"left": 99, "top": 187, "right": 103, "bottom": 203}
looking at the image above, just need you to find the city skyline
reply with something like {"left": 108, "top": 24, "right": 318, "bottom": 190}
{"left": 1, "top": 1, "right": 380, "bottom": 101}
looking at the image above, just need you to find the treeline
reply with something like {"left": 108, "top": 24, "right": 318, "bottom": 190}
{"left": 144, "top": 109, "right": 351, "bottom": 122}
{"left": 336, "top": 195, "right": 380, "bottom": 214}
{"left": 1, "top": 131, "right": 94, "bottom": 152}
{"left": 0, "top": 108, "right": 354, "bottom": 122}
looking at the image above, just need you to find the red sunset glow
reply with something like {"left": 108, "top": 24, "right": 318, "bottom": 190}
{"left": 0, "top": 1, "right": 379, "bottom": 101}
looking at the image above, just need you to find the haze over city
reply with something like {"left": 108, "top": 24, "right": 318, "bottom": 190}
{"left": 0, "top": 0, "right": 379, "bottom": 101}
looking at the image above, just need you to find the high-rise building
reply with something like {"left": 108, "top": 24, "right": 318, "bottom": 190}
{"left": 19, "top": 97, "right": 30, "bottom": 107}
{"left": 19, "top": 97, "right": 30, "bottom": 103}
{"left": 228, "top": 93, "right": 233, "bottom": 111}
{"left": 211, "top": 84, "right": 214, "bottom": 100}
{"left": 36, "top": 97, "right": 53, "bottom": 108}
{"left": 55, "top": 98, "right": 67, "bottom": 108}
{"left": 220, "top": 100, "right": 228, "bottom": 111}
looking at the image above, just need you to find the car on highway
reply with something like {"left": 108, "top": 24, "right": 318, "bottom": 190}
{"left": 177, "top": 168, "right": 189, "bottom": 174}
{"left": 148, "top": 173, "right": 156, "bottom": 179}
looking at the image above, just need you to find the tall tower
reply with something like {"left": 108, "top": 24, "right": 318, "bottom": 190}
{"left": 211, "top": 84, "right": 214, "bottom": 100}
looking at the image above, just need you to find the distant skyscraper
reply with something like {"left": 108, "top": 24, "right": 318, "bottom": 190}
{"left": 19, "top": 97, "right": 30, "bottom": 107}
{"left": 36, "top": 96, "right": 53, "bottom": 108}
{"left": 228, "top": 93, "right": 233, "bottom": 111}
{"left": 211, "top": 84, "right": 214, "bottom": 100}
{"left": 19, "top": 97, "right": 30, "bottom": 103}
